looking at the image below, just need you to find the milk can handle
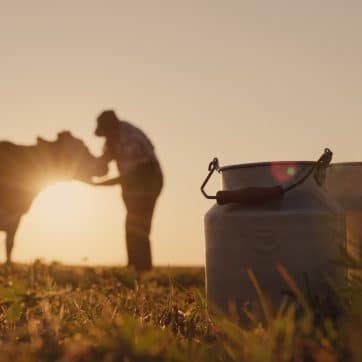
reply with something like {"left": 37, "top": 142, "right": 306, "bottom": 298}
{"left": 284, "top": 148, "right": 333, "bottom": 192}
{"left": 200, "top": 157, "right": 219, "bottom": 199}
{"left": 201, "top": 148, "right": 333, "bottom": 205}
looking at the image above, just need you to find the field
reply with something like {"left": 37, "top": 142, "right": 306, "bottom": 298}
{"left": 0, "top": 261, "right": 361, "bottom": 362}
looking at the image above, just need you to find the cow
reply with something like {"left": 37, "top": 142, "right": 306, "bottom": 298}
{"left": 0, "top": 131, "right": 108, "bottom": 263}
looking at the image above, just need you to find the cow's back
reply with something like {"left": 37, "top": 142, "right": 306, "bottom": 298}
{"left": 0, "top": 141, "right": 39, "bottom": 215}
{"left": 0, "top": 141, "right": 36, "bottom": 175}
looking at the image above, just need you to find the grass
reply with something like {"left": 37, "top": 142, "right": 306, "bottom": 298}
{"left": 0, "top": 260, "right": 360, "bottom": 361}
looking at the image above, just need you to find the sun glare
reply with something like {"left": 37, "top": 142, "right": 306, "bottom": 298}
{"left": 35, "top": 181, "right": 92, "bottom": 220}
{"left": 12, "top": 180, "right": 124, "bottom": 265}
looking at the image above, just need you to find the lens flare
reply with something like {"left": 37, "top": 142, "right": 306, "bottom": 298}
{"left": 270, "top": 163, "right": 299, "bottom": 183}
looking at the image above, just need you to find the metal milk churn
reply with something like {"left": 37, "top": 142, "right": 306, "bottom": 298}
{"left": 201, "top": 149, "right": 346, "bottom": 313}
{"left": 326, "top": 163, "right": 362, "bottom": 278}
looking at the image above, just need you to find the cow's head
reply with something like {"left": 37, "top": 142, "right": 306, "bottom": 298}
{"left": 37, "top": 131, "right": 108, "bottom": 183}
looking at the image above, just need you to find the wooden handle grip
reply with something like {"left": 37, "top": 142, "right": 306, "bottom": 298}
{"left": 216, "top": 186, "right": 284, "bottom": 206}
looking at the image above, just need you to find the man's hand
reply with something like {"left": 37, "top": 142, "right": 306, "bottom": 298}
{"left": 87, "top": 176, "right": 123, "bottom": 186}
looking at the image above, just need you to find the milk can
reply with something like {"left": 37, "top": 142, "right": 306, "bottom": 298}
{"left": 326, "top": 163, "right": 362, "bottom": 278}
{"left": 201, "top": 149, "right": 346, "bottom": 313}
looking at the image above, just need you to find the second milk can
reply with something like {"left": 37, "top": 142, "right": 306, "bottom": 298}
{"left": 326, "top": 163, "right": 362, "bottom": 278}
{"left": 201, "top": 149, "right": 346, "bottom": 313}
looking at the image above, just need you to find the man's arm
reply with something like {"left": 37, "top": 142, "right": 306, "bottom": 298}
{"left": 100, "top": 144, "right": 114, "bottom": 162}
{"left": 88, "top": 176, "right": 123, "bottom": 186}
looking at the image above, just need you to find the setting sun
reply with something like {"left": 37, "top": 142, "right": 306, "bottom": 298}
{"left": 11, "top": 181, "right": 125, "bottom": 265}
{"left": 35, "top": 181, "right": 94, "bottom": 221}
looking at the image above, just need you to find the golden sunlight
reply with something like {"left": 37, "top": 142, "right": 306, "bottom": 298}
{"left": 35, "top": 181, "right": 93, "bottom": 221}
{"left": 13, "top": 181, "right": 124, "bottom": 265}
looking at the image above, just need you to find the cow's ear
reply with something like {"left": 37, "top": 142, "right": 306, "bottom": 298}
{"left": 57, "top": 131, "right": 72, "bottom": 142}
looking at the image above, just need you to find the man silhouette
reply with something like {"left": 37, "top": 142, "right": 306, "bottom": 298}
{"left": 93, "top": 110, "right": 163, "bottom": 271}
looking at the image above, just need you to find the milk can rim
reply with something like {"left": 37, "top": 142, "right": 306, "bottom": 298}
{"left": 219, "top": 161, "right": 316, "bottom": 172}
{"left": 329, "top": 162, "right": 362, "bottom": 167}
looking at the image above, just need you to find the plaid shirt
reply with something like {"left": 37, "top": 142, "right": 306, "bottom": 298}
{"left": 105, "top": 121, "right": 157, "bottom": 175}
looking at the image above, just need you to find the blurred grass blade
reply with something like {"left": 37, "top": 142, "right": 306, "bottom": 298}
{"left": 6, "top": 302, "right": 23, "bottom": 323}
{"left": 247, "top": 268, "right": 273, "bottom": 325}
{"left": 276, "top": 262, "right": 310, "bottom": 312}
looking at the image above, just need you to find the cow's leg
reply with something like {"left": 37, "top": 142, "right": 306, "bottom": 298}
{"left": 5, "top": 222, "right": 19, "bottom": 264}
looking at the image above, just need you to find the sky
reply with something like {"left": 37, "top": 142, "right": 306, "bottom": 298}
{"left": 1, "top": 1, "right": 361, "bottom": 265}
